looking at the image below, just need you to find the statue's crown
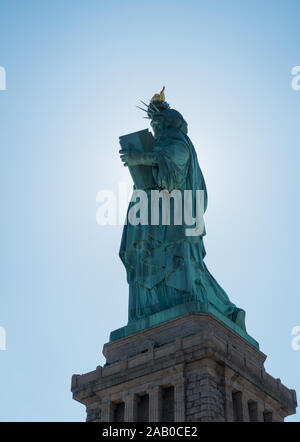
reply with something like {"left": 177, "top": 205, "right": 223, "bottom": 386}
{"left": 136, "top": 87, "right": 170, "bottom": 119}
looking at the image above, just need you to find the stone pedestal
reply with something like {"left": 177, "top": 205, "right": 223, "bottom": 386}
{"left": 71, "top": 312, "right": 297, "bottom": 422}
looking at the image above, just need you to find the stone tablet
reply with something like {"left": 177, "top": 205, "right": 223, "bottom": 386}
{"left": 119, "top": 129, "right": 156, "bottom": 189}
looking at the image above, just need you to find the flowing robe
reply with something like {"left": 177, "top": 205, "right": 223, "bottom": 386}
{"left": 120, "top": 127, "right": 238, "bottom": 323}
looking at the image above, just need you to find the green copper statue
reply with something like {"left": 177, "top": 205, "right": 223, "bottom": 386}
{"left": 119, "top": 87, "right": 247, "bottom": 332}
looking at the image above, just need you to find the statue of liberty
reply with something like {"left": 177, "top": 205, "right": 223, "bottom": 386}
{"left": 119, "top": 87, "right": 246, "bottom": 332}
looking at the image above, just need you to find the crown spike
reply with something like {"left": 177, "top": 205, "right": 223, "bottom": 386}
{"left": 140, "top": 100, "right": 150, "bottom": 108}
{"left": 136, "top": 105, "right": 151, "bottom": 113}
{"left": 151, "top": 104, "right": 160, "bottom": 113}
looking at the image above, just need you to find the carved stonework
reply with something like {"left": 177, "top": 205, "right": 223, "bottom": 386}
{"left": 86, "top": 406, "right": 101, "bottom": 423}
{"left": 71, "top": 313, "right": 297, "bottom": 422}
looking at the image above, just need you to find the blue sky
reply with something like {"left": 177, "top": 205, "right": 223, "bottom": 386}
{"left": 0, "top": 0, "right": 299, "bottom": 421}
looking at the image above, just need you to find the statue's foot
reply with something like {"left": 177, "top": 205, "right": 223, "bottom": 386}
{"left": 232, "top": 308, "right": 247, "bottom": 332}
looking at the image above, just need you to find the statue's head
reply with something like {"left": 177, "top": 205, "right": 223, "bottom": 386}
{"left": 137, "top": 87, "right": 188, "bottom": 137}
{"left": 150, "top": 108, "right": 188, "bottom": 137}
